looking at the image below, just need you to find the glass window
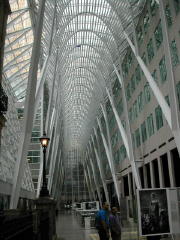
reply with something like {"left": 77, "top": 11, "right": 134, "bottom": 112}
{"left": 159, "top": 56, "right": 167, "bottom": 83}
{"left": 150, "top": 0, "right": 158, "bottom": 16}
{"left": 126, "top": 83, "right": 131, "bottom": 101}
{"left": 144, "top": 83, "right": 151, "bottom": 103}
{"left": 141, "top": 121, "right": 147, "bottom": 142}
{"left": 117, "top": 99, "right": 123, "bottom": 116}
{"left": 129, "top": 107, "right": 133, "bottom": 123}
{"left": 119, "top": 145, "right": 127, "bottom": 161}
{"left": 165, "top": 95, "right": 170, "bottom": 106}
{"left": 170, "top": 40, "right": 179, "bottom": 67}
{"left": 147, "top": 38, "right": 154, "bottom": 62}
{"left": 138, "top": 91, "right": 144, "bottom": 112}
{"left": 133, "top": 100, "right": 138, "bottom": 119}
{"left": 122, "top": 60, "right": 128, "bottom": 77}
{"left": 147, "top": 113, "right": 155, "bottom": 137}
{"left": 165, "top": 4, "right": 172, "bottom": 27}
{"left": 154, "top": 21, "right": 163, "bottom": 49}
{"left": 155, "top": 105, "right": 164, "bottom": 130}
{"left": 137, "top": 26, "right": 143, "bottom": 45}
{"left": 135, "top": 65, "right": 141, "bottom": 85}
{"left": 174, "top": 0, "right": 180, "bottom": 14}
{"left": 113, "top": 79, "right": 121, "bottom": 97}
{"left": 132, "top": 133, "right": 136, "bottom": 149}
{"left": 130, "top": 74, "right": 136, "bottom": 93}
{"left": 152, "top": 69, "right": 158, "bottom": 85}
{"left": 135, "top": 128, "right": 141, "bottom": 147}
{"left": 128, "top": 51, "right": 133, "bottom": 69}
{"left": 141, "top": 52, "right": 147, "bottom": 76}
{"left": 143, "top": 11, "right": 150, "bottom": 34}
{"left": 176, "top": 82, "right": 180, "bottom": 110}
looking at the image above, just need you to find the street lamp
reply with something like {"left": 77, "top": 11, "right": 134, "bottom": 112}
{"left": 39, "top": 131, "right": 50, "bottom": 197}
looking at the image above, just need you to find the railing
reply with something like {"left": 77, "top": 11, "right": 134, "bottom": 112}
{"left": 0, "top": 210, "right": 34, "bottom": 240}
{"left": 0, "top": 210, "right": 50, "bottom": 240}
{"left": 0, "top": 84, "right": 8, "bottom": 113}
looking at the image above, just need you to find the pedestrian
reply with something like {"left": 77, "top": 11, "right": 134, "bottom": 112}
{"left": 109, "top": 207, "right": 123, "bottom": 240}
{"left": 95, "top": 202, "right": 110, "bottom": 240}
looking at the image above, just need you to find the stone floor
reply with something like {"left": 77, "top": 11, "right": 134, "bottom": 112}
{"left": 56, "top": 212, "right": 172, "bottom": 240}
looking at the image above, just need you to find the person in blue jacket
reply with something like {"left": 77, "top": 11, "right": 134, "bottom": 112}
{"left": 96, "top": 202, "right": 110, "bottom": 240}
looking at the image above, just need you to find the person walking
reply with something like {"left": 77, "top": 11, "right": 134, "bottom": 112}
{"left": 96, "top": 202, "right": 110, "bottom": 240}
{"left": 109, "top": 207, "right": 123, "bottom": 240}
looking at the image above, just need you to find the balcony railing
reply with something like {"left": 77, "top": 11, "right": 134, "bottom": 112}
{"left": 0, "top": 84, "right": 8, "bottom": 113}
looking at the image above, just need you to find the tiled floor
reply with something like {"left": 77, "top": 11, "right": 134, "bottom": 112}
{"left": 56, "top": 212, "right": 171, "bottom": 240}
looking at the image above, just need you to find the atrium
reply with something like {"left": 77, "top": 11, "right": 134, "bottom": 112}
{"left": 0, "top": 0, "right": 180, "bottom": 239}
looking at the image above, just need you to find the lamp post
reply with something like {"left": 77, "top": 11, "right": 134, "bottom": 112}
{"left": 39, "top": 131, "right": 50, "bottom": 197}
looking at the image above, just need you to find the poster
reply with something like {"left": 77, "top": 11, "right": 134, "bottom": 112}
{"left": 137, "top": 189, "right": 170, "bottom": 236}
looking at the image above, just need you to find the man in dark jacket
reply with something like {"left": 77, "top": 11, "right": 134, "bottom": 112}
{"left": 109, "top": 207, "right": 123, "bottom": 240}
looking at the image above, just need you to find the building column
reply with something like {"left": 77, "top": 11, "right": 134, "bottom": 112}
{"left": 0, "top": 0, "right": 11, "bottom": 145}
{"left": 150, "top": 161, "right": 155, "bottom": 188}
{"left": 167, "top": 151, "right": 175, "bottom": 187}
{"left": 157, "top": 157, "right": 164, "bottom": 188}
{"left": 91, "top": 135, "right": 110, "bottom": 204}
{"left": 10, "top": 0, "right": 46, "bottom": 209}
{"left": 86, "top": 147, "right": 102, "bottom": 207}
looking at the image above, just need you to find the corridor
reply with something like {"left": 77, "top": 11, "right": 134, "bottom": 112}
{"left": 56, "top": 212, "right": 146, "bottom": 240}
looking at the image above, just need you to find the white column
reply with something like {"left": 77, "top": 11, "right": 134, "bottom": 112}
{"left": 91, "top": 135, "right": 110, "bottom": 204}
{"left": 86, "top": 148, "right": 102, "bottom": 207}
{"left": 85, "top": 162, "right": 96, "bottom": 200}
{"left": 167, "top": 151, "right": 175, "bottom": 187}
{"left": 10, "top": 0, "right": 46, "bottom": 209}
{"left": 124, "top": 32, "right": 172, "bottom": 128}
{"left": 150, "top": 161, "right": 155, "bottom": 188}
{"left": 106, "top": 88, "right": 141, "bottom": 189}
{"left": 157, "top": 157, "right": 164, "bottom": 188}
{"left": 84, "top": 166, "right": 93, "bottom": 201}
{"left": 97, "top": 117, "right": 121, "bottom": 205}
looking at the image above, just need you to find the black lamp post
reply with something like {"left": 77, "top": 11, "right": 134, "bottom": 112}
{"left": 39, "top": 131, "right": 50, "bottom": 197}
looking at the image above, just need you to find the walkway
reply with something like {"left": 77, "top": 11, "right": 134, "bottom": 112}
{"left": 56, "top": 212, "right": 145, "bottom": 240}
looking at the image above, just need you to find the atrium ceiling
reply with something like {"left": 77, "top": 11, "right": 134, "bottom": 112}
{"left": 4, "top": 0, "right": 145, "bottom": 151}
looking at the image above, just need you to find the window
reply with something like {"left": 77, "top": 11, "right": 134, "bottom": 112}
{"left": 154, "top": 21, "right": 163, "bottom": 49}
{"left": 119, "top": 145, "right": 127, "bottom": 161}
{"left": 152, "top": 69, "right": 158, "bottom": 85}
{"left": 138, "top": 92, "right": 144, "bottom": 112}
{"left": 147, "top": 113, "right": 155, "bottom": 137}
{"left": 141, "top": 53, "right": 147, "bottom": 76}
{"left": 141, "top": 121, "right": 147, "bottom": 142}
{"left": 174, "top": 0, "right": 180, "bottom": 14}
{"left": 165, "top": 95, "right": 170, "bottom": 106}
{"left": 133, "top": 100, "right": 138, "bottom": 119}
{"left": 159, "top": 56, "right": 167, "bottom": 83}
{"left": 129, "top": 107, "right": 133, "bottom": 123}
{"left": 113, "top": 79, "right": 121, "bottom": 97}
{"left": 170, "top": 40, "right": 179, "bottom": 66}
{"left": 143, "top": 11, "right": 150, "bottom": 34}
{"left": 126, "top": 83, "right": 131, "bottom": 101}
{"left": 165, "top": 4, "right": 172, "bottom": 27}
{"left": 135, "top": 65, "right": 141, "bottom": 84}
{"left": 137, "top": 26, "right": 143, "bottom": 45}
{"left": 144, "top": 83, "right": 151, "bottom": 103}
{"left": 147, "top": 38, "right": 154, "bottom": 62}
{"left": 130, "top": 74, "right": 136, "bottom": 93}
{"left": 128, "top": 51, "right": 133, "bottom": 69}
{"left": 122, "top": 60, "right": 128, "bottom": 77}
{"left": 176, "top": 82, "right": 180, "bottom": 110}
{"left": 132, "top": 133, "right": 136, "bottom": 149}
{"left": 135, "top": 128, "right": 141, "bottom": 147}
{"left": 117, "top": 99, "right": 123, "bottom": 116}
{"left": 150, "top": 0, "right": 158, "bottom": 16}
{"left": 155, "top": 106, "right": 163, "bottom": 130}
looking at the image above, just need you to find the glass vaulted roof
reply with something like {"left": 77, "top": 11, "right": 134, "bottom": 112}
{"left": 4, "top": 0, "right": 145, "bottom": 150}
